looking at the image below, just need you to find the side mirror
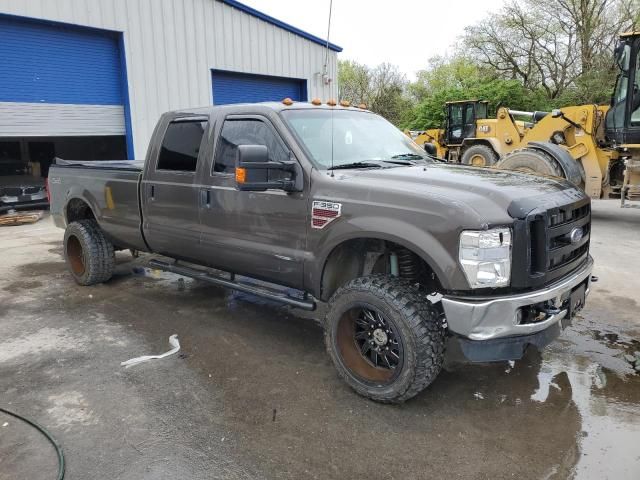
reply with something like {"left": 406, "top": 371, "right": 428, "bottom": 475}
{"left": 551, "top": 109, "right": 562, "bottom": 118}
{"left": 235, "top": 145, "right": 303, "bottom": 192}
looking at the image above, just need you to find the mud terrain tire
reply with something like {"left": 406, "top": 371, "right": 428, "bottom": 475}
{"left": 64, "top": 220, "right": 115, "bottom": 285}
{"left": 496, "top": 147, "right": 564, "bottom": 178}
{"left": 324, "top": 275, "right": 446, "bottom": 403}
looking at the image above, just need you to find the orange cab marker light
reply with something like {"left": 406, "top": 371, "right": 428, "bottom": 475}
{"left": 327, "top": 99, "right": 337, "bottom": 106}
{"left": 236, "top": 167, "right": 247, "bottom": 183}
{"left": 282, "top": 97, "right": 294, "bottom": 105}
{"left": 339, "top": 100, "right": 350, "bottom": 107}
{"left": 311, "top": 98, "right": 322, "bottom": 105}
{"left": 358, "top": 103, "right": 367, "bottom": 109}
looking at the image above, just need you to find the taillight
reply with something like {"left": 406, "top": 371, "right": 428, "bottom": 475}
{"left": 45, "top": 178, "right": 51, "bottom": 203}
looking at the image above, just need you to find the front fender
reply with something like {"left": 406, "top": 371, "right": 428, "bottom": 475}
{"left": 527, "top": 141, "right": 584, "bottom": 185}
{"left": 307, "top": 215, "right": 467, "bottom": 298}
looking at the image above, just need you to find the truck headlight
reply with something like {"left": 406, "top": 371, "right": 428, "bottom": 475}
{"left": 459, "top": 228, "right": 511, "bottom": 288}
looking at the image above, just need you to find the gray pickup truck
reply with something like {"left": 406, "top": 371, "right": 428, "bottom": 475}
{"left": 49, "top": 101, "right": 594, "bottom": 403}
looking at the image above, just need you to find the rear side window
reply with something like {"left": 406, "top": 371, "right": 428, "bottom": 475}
{"left": 157, "top": 120, "right": 207, "bottom": 172}
{"left": 213, "top": 119, "right": 288, "bottom": 174}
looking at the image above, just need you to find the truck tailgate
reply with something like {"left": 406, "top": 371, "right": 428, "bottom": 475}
{"left": 49, "top": 160, "right": 147, "bottom": 251}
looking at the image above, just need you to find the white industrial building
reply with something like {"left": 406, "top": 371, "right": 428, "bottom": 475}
{"left": 0, "top": 0, "right": 341, "bottom": 179}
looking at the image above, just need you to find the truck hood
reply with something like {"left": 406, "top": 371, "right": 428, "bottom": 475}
{"left": 334, "top": 163, "right": 586, "bottom": 221}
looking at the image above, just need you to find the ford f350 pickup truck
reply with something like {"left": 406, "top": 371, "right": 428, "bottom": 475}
{"left": 49, "top": 101, "right": 594, "bottom": 403}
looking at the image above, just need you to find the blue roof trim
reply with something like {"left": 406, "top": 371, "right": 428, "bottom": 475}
{"left": 220, "top": 0, "right": 343, "bottom": 52}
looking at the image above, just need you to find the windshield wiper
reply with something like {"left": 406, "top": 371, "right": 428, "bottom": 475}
{"left": 390, "top": 153, "right": 427, "bottom": 161}
{"left": 327, "top": 161, "right": 385, "bottom": 170}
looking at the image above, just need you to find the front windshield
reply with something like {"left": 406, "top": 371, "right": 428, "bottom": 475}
{"left": 281, "top": 109, "right": 430, "bottom": 169}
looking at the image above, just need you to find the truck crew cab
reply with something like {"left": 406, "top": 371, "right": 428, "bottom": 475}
{"left": 48, "top": 101, "right": 594, "bottom": 403}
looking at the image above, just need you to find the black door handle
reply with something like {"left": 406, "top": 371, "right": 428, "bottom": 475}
{"left": 150, "top": 184, "right": 155, "bottom": 200}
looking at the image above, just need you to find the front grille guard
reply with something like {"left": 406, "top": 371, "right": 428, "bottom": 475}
{"left": 511, "top": 198, "right": 591, "bottom": 289}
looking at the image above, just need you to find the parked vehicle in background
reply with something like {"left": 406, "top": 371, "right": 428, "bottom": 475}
{"left": 0, "top": 177, "right": 48, "bottom": 214}
{"left": 48, "top": 100, "right": 594, "bottom": 403}
{"left": 411, "top": 32, "right": 640, "bottom": 207}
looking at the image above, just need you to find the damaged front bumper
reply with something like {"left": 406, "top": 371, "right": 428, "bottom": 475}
{"left": 0, "top": 184, "right": 49, "bottom": 214}
{"left": 441, "top": 256, "right": 594, "bottom": 362}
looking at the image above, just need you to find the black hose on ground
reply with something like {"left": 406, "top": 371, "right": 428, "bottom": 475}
{"left": 0, "top": 406, "right": 65, "bottom": 480}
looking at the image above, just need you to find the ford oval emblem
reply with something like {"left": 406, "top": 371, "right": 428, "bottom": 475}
{"left": 569, "top": 227, "right": 583, "bottom": 244}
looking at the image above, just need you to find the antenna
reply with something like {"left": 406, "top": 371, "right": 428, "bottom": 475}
{"left": 323, "top": 0, "right": 333, "bottom": 86}
{"left": 325, "top": 0, "right": 335, "bottom": 176}
{"left": 330, "top": 107, "right": 335, "bottom": 176}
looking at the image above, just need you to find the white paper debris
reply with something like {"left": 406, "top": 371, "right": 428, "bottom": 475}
{"left": 121, "top": 334, "right": 180, "bottom": 368}
{"left": 2, "top": 422, "right": 8, "bottom": 427}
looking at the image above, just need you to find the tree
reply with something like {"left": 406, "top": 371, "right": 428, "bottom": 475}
{"left": 337, "top": 60, "right": 370, "bottom": 106}
{"left": 464, "top": 0, "right": 640, "bottom": 102}
{"left": 464, "top": 2, "right": 576, "bottom": 99}
{"left": 402, "top": 56, "right": 549, "bottom": 130}
{"left": 553, "top": 0, "right": 640, "bottom": 73}
{"left": 339, "top": 0, "right": 640, "bottom": 131}
{"left": 338, "top": 60, "right": 410, "bottom": 125}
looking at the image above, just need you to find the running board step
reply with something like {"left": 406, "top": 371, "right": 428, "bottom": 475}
{"left": 148, "top": 259, "right": 316, "bottom": 311}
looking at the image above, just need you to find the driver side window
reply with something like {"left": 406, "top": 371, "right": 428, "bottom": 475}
{"left": 213, "top": 119, "right": 288, "bottom": 174}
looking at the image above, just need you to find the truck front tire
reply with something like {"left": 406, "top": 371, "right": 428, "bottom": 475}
{"left": 63, "top": 220, "right": 115, "bottom": 285}
{"left": 324, "top": 275, "right": 446, "bottom": 403}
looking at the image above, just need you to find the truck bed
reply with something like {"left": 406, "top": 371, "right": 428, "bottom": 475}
{"left": 48, "top": 159, "right": 147, "bottom": 251}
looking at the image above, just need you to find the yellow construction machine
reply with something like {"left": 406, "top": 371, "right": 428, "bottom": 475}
{"left": 411, "top": 31, "right": 640, "bottom": 205}
{"left": 409, "top": 100, "right": 551, "bottom": 166}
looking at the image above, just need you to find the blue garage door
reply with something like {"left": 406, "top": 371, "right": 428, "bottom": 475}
{"left": 212, "top": 70, "right": 307, "bottom": 105}
{"left": 0, "top": 15, "right": 127, "bottom": 138}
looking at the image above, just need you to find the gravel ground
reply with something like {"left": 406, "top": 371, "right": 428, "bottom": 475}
{"left": 1, "top": 199, "right": 639, "bottom": 480}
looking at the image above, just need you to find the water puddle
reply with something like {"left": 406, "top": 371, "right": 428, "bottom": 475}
{"left": 534, "top": 320, "right": 640, "bottom": 479}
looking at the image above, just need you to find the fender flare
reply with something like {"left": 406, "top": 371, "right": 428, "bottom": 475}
{"left": 311, "top": 220, "right": 461, "bottom": 298}
{"left": 63, "top": 186, "right": 101, "bottom": 226}
{"left": 527, "top": 141, "right": 583, "bottom": 185}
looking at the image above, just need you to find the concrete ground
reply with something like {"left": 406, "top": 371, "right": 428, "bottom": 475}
{"left": 1, "top": 199, "right": 639, "bottom": 480}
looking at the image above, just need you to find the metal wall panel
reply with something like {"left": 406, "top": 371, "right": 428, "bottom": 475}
{"left": 0, "top": 0, "right": 339, "bottom": 159}
{"left": 0, "top": 102, "right": 125, "bottom": 136}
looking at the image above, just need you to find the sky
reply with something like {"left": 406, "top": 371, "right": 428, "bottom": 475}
{"left": 240, "top": 0, "right": 507, "bottom": 79}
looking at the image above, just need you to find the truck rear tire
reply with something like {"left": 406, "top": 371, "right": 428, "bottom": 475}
{"left": 63, "top": 220, "right": 115, "bottom": 285}
{"left": 495, "top": 147, "right": 564, "bottom": 178}
{"left": 324, "top": 275, "right": 446, "bottom": 403}
{"left": 461, "top": 144, "right": 498, "bottom": 167}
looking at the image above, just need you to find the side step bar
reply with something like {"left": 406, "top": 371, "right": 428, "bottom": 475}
{"left": 148, "top": 259, "right": 316, "bottom": 311}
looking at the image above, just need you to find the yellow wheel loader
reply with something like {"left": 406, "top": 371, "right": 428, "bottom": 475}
{"left": 409, "top": 100, "right": 546, "bottom": 166}
{"left": 411, "top": 32, "right": 640, "bottom": 205}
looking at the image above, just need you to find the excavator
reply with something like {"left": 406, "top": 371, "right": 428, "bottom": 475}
{"left": 410, "top": 31, "right": 640, "bottom": 205}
